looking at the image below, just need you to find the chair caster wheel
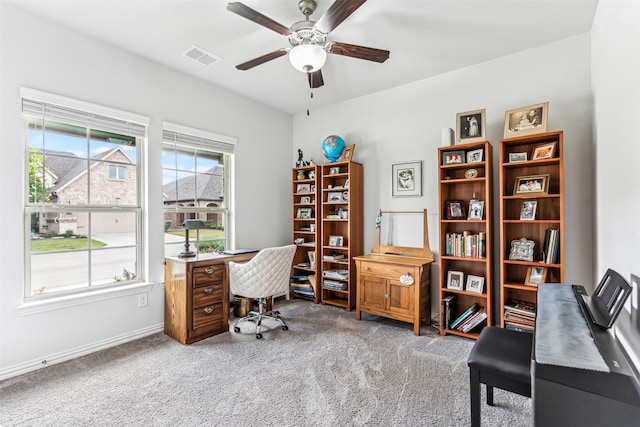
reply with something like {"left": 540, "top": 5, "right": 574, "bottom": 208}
{"left": 256, "top": 333, "right": 263, "bottom": 339}
{"left": 233, "top": 326, "right": 240, "bottom": 333}
{"left": 273, "top": 310, "right": 280, "bottom": 315}
{"left": 282, "top": 325, "right": 289, "bottom": 331}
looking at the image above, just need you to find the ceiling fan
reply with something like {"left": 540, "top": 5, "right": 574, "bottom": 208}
{"left": 227, "top": 0, "right": 390, "bottom": 89}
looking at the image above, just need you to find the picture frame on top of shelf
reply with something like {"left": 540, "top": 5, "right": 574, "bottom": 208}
{"left": 503, "top": 101, "right": 549, "bottom": 138}
{"left": 509, "top": 152, "right": 528, "bottom": 162}
{"left": 442, "top": 150, "right": 466, "bottom": 166}
{"left": 520, "top": 200, "right": 538, "bottom": 220}
{"left": 513, "top": 174, "right": 550, "bottom": 195}
{"left": 456, "top": 108, "right": 486, "bottom": 144}
{"left": 297, "top": 207, "right": 312, "bottom": 219}
{"left": 466, "top": 148, "right": 483, "bottom": 163}
{"left": 391, "top": 160, "right": 422, "bottom": 197}
{"left": 445, "top": 200, "right": 466, "bottom": 220}
{"left": 327, "top": 192, "right": 342, "bottom": 202}
{"left": 532, "top": 141, "right": 557, "bottom": 160}
{"left": 509, "top": 238, "right": 535, "bottom": 262}
{"left": 447, "top": 270, "right": 464, "bottom": 290}
{"left": 341, "top": 144, "right": 355, "bottom": 161}
{"left": 525, "top": 266, "right": 547, "bottom": 286}
{"left": 466, "top": 275, "right": 485, "bottom": 294}
{"left": 300, "top": 196, "right": 311, "bottom": 204}
{"left": 329, "top": 166, "right": 341, "bottom": 175}
{"left": 467, "top": 200, "right": 484, "bottom": 220}
{"left": 328, "top": 235, "right": 344, "bottom": 247}
{"left": 297, "top": 183, "right": 311, "bottom": 193}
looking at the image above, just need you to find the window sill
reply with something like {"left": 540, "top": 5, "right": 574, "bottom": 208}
{"left": 17, "top": 282, "right": 155, "bottom": 316}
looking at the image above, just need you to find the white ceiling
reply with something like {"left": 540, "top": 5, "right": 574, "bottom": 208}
{"left": 8, "top": 0, "right": 598, "bottom": 115}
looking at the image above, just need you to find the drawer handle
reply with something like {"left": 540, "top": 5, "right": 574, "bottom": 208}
{"left": 204, "top": 305, "right": 215, "bottom": 314}
{"left": 204, "top": 267, "right": 216, "bottom": 274}
{"left": 203, "top": 287, "right": 214, "bottom": 294}
{"left": 364, "top": 266, "right": 370, "bottom": 270}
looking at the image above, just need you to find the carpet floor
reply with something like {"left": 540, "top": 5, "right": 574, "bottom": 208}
{"left": 0, "top": 299, "right": 531, "bottom": 426}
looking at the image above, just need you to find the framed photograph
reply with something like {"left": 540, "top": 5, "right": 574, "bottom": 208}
{"left": 327, "top": 191, "right": 342, "bottom": 202}
{"left": 392, "top": 160, "right": 422, "bottom": 197}
{"left": 308, "top": 251, "right": 316, "bottom": 269}
{"left": 442, "top": 151, "right": 465, "bottom": 166}
{"left": 467, "top": 200, "right": 484, "bottom": 220}
{"left": 310, "top": 184, "right": 316, "bottom": 192}
{"left": 503, "top": 102, "right": 549, "bottom": 138}
{"left": 341, "top": 144, "right": 355, "bottom": 161}
{"left": 329, "top": 166, "right": 340, "bottom": 175}
{"left": 525, "top": 266, "right": 547, "bottom": 286}
{"left": 297, "top": 207, "right": 312, "bottom": 219}
{"left": 464, "top": 168, "right": 479, "bottom": 179}
{"left": 466, "top": 275, "right": 485, "bottom": 294}
{"left": 456, "top": 108, "right": 486, "bottom": 144}
{"left": 520, "top": 200, "right": 538, "bottom": 220}
{"left": 328, "top": 235, "right": 344, "bottom": 247}
{"left": 532, "top": 142, "right": 557, "bottom": 160}
{"left": 445, "top": 200, "right": 466, "bottom": 220}
{"left": 466, "top": 148, "right": 483, "bottom": 163}
{"left": 447, "top": 270, "right": 464, "bottom": 290}
{"left": 296, "top": 183, "right": 311, "bottom": 193}
{"left": 341, "top": 191, "right": 349, "bottom": 202}
{"left": 509, "top": 152, "right": 528, "bottom": 162}
{"left": 509, "top": 238, "right": 535, "bottom": 262}
{"left": 300, "top": 196, "right": 311, "bottom": 204}
{"left": 513, "top": 174, "right": 550, "bottom": 195}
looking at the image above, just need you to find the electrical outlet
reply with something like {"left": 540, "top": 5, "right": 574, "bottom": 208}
{"left": 138, "top": 293, "right": 148, "bottom": 307}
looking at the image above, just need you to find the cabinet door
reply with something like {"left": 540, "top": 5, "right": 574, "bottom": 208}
{"left": 387, "top": 279, "right": 414, "bottom": 318}
{"left": 359, "top": 275, "right": 387, "bottom": 311}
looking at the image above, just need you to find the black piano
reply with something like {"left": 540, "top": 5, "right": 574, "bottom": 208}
{"left": 532, "top": 271, "right": 640, "bottom": 426}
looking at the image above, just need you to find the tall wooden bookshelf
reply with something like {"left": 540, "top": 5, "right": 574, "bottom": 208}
{"left": 320, "top": 160, "right": 363, "bottom": 311}
{"left": 499, "top": 131, "right": 564, "bottom": 331}
{"left": 438, "top": 141, "right": 493, "bottom": 339}
{"left": 291, "top": 165, "right": 321, "bottom": 303}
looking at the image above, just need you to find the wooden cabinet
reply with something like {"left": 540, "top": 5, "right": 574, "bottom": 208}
{"left": 291, "top": 165, "right": 321, "bottom": 303}
{"left": 164, "top": 252, "right": 254, "bottom": 345}
{"left": 355, "top": 254, "right": 432, "bottom": 335}
{"left": 320, "top": 160, "right": 363, "bottom": 311}
{"left": 438, "top": 141, "right": 493, "bottom": 339}
{"left": 499, "top": 131, "right": 564, "bottom": 331}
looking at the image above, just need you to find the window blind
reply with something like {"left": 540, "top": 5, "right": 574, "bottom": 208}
{"left": 162, "top": 121, "right": 236, "bottom": 154}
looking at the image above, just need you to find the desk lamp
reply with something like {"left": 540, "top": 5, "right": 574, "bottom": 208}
{"left": 179, "top": 220, "right": 206, "bottom": 257}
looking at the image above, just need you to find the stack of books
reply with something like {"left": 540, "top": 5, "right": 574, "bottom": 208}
{"left": 444, "top": 230, "right": 485, "bottom": 258}
{"left": 323, "top": 279, "right": 347, "bottom": 290}
{"left": 323, "top": 253, "right": 345, "bottom": 261}
{"left": 441, "top": 294, "right": 456, "bottom": 330}
{"left": 504, "top": 299, "right": 536, "bottom": 323}
{"left": 542, "top": 228, "right": 560, "bottom": 264}
{"left": 323, "top": 269, "right": 348, "bottom": 280}
{"left": 290, "top": 274, "right": 316, "bottom": 298}
{"left": 447, "top": 303, "right": 487, "bottom": 333}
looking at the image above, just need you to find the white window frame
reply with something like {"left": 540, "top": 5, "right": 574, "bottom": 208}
{"left": 21, "top": 88, "right": 150, "bottom": 301}
{"left": 162, "top": 122, "right": 236, "bottom": 255}
{"left": 108, "top": 165, "right": 126, "bottom": 181}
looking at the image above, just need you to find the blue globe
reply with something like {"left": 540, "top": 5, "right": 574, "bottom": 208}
{"left": 322, "top": 135, "right": 345, "bottom": 162}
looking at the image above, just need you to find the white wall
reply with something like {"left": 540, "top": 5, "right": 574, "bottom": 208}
{"left": 0, "top": 4, "right": 293, "bottom": 378}
{"left": 293, "top": 34, "right": 595, "bottom": 317}
{"left": 592, "top": 0, "right": 640, "bottom": 367}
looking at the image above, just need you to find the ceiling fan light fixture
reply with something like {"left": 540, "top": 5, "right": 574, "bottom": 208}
{"left": 289, "top": 44, "right": 326, "bottom": 73}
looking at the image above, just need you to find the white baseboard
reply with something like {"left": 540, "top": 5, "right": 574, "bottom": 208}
{"left": 0, "top": 323, "right": 164, "bottom": 381}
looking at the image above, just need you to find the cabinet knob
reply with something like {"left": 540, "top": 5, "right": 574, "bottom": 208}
{"left": 204, "top": 267, "right": 216, "bottom": 274}
{"left": 364, "top": 266, "right": 370, "bottom": 270}
{"left": 385, "top": 294, "right": 389, "bottom": 299}
{"left": 203, "top": 287, "right": 214, "bottom": 294}
{"left": 204, "top": 305, "right": 215, "bottom": 314}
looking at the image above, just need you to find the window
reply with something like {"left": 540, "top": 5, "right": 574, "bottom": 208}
{"left": 108, "top": 165, "right": 126, "bottom": 181}
{"left": 22, "top": 88, "right": 149, "bottom": 299}
{"left": 162, "top": 122, "right": 236, "bottom": 257}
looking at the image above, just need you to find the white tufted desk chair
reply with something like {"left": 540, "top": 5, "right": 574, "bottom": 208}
{"left": 228, "top": 244, "right": 296, "bottom": 339}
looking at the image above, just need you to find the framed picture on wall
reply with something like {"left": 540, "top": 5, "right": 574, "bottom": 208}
{"left": 391, "top": 161, "right": 422, "bottom": 197}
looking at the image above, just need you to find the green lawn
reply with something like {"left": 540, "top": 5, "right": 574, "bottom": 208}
{"left": 167, "top": 229, "right": 224, "bottom": 239}
{"left": 31, "top": 238, "right": 107, "bottom": 252}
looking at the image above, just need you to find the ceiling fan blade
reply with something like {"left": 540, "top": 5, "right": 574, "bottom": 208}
{"left": 315, "top": 0, "right": 368, "bottom": 34}
{"left": 308, "top": 70, "right": 324, "bottom": 89}
{"left": 327, "top": 42, "right": 390, "bottom": 63}
{"left": 236, "top": 49, "right": 288, "bottom": 70}
{"left": 227, "top": 2, "right": 290, "bottom": 36}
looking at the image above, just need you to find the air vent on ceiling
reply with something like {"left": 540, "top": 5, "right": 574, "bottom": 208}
{"left": 183, "top": 45, "right": 221, "bottom": 66}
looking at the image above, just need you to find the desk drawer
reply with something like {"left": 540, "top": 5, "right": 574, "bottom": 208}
{"left": 359, "top": 261, "right": 410, "bottom": 279}
{"left": 193, "top": 284, "right": 223, "bottom": 308}
{"left": 192, "top": 303, "right": 224, "bottom": 329}
{"left": 193, "top": 265, "right": 223, "bottom": 287}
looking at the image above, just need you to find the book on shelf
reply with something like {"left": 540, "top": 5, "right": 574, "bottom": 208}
{"left": 323, "top": 279, "right": 347, "bottom": 290}
{"left": 444, "top": 231, "right": 485, "bottom": 258}
{"left": 460, "top": 308, "right": 487, "bottom": 333}
{"left": 449, "top": 303, "right": 478, "bottom": 330}
{"left": 505, "top": 322, "right": 534, "bottom": 334}
{"left": 504, "top": 299, "right": 536, "bottom": 317}
{"left": 441, "top": 294, "right": 456, "bottom": 330}
{"left": 542, "top": 228, "right": 560, "bottom": 264}
{"left": 323, "top": 269, "right": 349, "bottom": 280}
{"left": 323, "top": 253, "right": 346, "bottom": 261}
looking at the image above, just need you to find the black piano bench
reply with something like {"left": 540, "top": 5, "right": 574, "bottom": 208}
{"left": 467, "top": 326, "right": 533, "bottom": 427}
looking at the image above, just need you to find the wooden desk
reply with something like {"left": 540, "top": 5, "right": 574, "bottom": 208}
{"left": 164, "top": 252, "right": 255, "bottom": 345}
{"left": 354, "top": 254, "right": 433, "bottom": 336}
